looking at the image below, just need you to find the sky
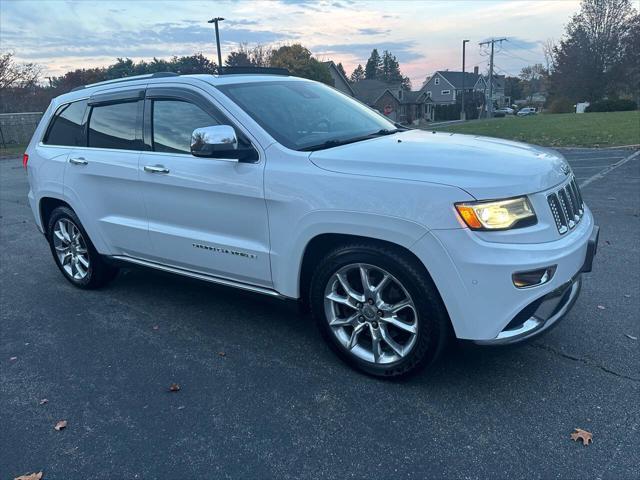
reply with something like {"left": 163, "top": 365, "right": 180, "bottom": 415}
{"left": 0, "top": 0, "right": 581, "bottom": 88}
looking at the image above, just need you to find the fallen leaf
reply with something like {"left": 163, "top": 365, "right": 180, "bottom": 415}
{"left": 169, "top": 383, "right": 180, "bottom": 392}
{"left": 624, "top": 294, "right": 631, "bottom": 298}
{"left": 152, "top": 325, "right": 159, "bottom": 330}
{"left": 571, "top": 428, "right": 593, "bottom": 446}
{"left": 625, "top": 334, "right": 637, "bottom": 341}
{"left": 177, "top": 405, "right": 185, "bottom": 410}
{"left": 39, "top": 399, "right": 48, "bottom": 405}
{"left": 597, "top": 305, "right": 606, "bottom": 310}
{"left": 14, "top": 472, "right": 43, "bottom": 480}
{"left": 54, "top": 420, "right": 67, "bottom": 431}
{"left": 10, "top": 356, "right": 17, "bottom": 361}
{"left": 218, "top": 351, "right": 226, "bottom": 357}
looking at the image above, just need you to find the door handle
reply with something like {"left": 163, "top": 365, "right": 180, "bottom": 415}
{"left": 144, "top": 165, "right": 170, "bottom": 174}
{"left": 69, "top": 157, "right": 88, "bottom": 165}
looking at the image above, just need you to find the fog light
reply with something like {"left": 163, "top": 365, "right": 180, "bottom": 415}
{"left": 512, "top": 266, "right": 557, "bottom": 289}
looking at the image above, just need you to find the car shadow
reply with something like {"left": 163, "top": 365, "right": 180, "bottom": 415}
{"left": 107, "top": 265, "right": 558, "bottom": 393}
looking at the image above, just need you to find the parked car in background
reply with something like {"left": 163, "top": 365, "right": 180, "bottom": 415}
{"left": 496, "top": 107, "right": 515, "bottom": 115}
{"left": 517, "top": 107, "right": 537, "bottom": 117}
{"left": 24, "top": 72, "right": 598, "bottom": 377}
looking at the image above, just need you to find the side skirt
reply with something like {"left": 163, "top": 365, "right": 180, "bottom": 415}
{"left": 109, "top": 255, "right": 288, "bottom": 300}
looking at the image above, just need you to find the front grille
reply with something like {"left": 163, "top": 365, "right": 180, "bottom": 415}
{"left": 547, "top": 177, "right": 584, "bottom": 234}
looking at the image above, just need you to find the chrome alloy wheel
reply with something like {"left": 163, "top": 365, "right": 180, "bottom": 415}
{"left": 53, "top": 218, "right": 90, "bottom": 280}
{"left": 323, "top": 263, "right": 418, "bottom": 364}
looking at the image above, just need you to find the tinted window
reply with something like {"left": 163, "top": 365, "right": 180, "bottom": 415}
{"left": 44, "top": 100, "right": 88, "bottom": 146}
{"left": 88, "top": 101, "right": 139, "bottom": 150}
{"left": 152, "top": 100, "right": 218, "bottom": 154}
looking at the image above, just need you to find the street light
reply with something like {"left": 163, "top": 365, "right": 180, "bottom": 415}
{"left": 461, "top": 39, "right": 469, "bottom": 121}
{"left": 207, "top": 17, "right": 225, "bottom": 74}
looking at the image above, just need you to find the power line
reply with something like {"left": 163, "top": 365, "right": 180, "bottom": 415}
{"left": 479, "top": 38, "right": 507, "bottom": 117}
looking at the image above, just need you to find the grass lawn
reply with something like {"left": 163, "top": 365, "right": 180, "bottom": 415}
{"left": 0, "top": 144, "right": 27, "bottom": 158}
{"left": 430, "top": 110, "right": 640, "bottom": 148}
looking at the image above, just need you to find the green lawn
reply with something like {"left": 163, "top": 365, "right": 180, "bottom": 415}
{"left": 0, "top": 144, "right": 27, "bottom": 158}
{"left": 430, "top": 110, "right": 640, "bottom": 148}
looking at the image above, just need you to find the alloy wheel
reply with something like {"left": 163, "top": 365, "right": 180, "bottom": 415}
{"left": 323, "top": 263, "right": 418, "bottom": 364}
{"left": 53, "top": 218, "right": 90, "bottom": 281}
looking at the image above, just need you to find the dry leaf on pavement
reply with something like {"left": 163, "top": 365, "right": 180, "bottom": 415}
{"left": 625, "top": 334, "right": 637, "bottom": 340}
{"left": 152, "top": 325, "right": 159, "bottom": 330}
{"left": 169, "top": 383, "right": 180, "bottom": 392}
{"left": 570, "top": 428, "right": 593, "bottom": 446}
{"left": 218, "top": 351, "right": 226, "bottom": 357}
{"left": 597, "top": 305, "right": 606, "bottom": 310}
{"left": 54, "top": 420, "right": 67, "bottom": 431}
{"left": 10, "top": 356, "right": 17, "bottom": 361}
{"left": 14, "top": 472, "right": 43, "bottom": 480}
{"left": 39, "top": 399, "right": 48, "bottom": 405}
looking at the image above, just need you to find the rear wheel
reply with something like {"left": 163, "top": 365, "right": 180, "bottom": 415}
{"left": 47, "top": 207, "right": 118, "bottom": 289}
{"left": 310, "top": 243, "right": 449, "bottom": 377}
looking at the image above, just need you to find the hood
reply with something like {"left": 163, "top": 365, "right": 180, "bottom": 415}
{"left": 309, "top": 129, "right": 571, "bottom": 199}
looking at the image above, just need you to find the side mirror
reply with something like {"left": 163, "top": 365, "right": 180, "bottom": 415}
{"left": 190, "top": 125, "right": 257, "bottom": 162}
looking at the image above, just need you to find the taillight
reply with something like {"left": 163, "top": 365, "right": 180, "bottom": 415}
{"left": 23, "top": 153, "right": 29, "bottom": 169}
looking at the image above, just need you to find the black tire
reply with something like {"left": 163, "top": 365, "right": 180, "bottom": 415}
{"left": 47, "top": 206, "right": 118, "bottom": 289}
{"left": 309, "top": 243, "right": 450, "bottom": 378}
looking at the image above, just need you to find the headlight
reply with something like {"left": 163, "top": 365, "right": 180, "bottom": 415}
{"left": 455, "top": 196, "right": 536, "bottom": 230}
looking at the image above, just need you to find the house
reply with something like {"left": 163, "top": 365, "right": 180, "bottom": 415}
{"left": 420, "top": 68, "right": 511, "bottom": 119}
{"left": 420, "top": 67, "right": 486, "bottom": 106}
{"left": 322, "top": 61, "right": 355, "bottom": 97}
{"left": 352, "top": 79, "right": 428, "bottom": 124}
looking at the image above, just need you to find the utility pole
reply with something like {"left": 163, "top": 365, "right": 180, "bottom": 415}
{"left": 461, "top": 39, "right": 469, "bottom": 121}
{"left": 478, "top": 38, "right": 507, "bottom": 118}
{"left": 208, "top": 17, "right": 225, "bottom": 74}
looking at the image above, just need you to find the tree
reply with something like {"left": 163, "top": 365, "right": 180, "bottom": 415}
{"left": 336, "top": 62, "right": 347, "bottom": 80}
{"left": 549, "top": 0, "right": 639, "bottom": 102}
{"left": 225, "top": 43, "right": 272, "bottom": 68}
{"left": 269, "top": 44, "right": 332, "bottom": 85}
{"left": 364, "top": 49, "right": 382, "bottom": 80}
{"left": 350, "top": 64, "right": 365, "bottom": 82}
{"left": 503, "top": 76, "right": 524, "bottom": 101}
{"left": 519, "top": 64, "right": 547, "bottom": 101}
{"left": 380, "top": 50, "right": 403, "bottom": 83}
{"left": 0, "top": 52, "right": 41, "bottom": 90}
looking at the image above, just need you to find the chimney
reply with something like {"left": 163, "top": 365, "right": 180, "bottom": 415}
{"left": 473, "top": 66, "right": 479, "bottom": 75}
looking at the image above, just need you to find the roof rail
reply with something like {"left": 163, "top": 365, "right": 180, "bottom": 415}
{"left": 70, "top": 72, "right": 179, "bottom": 92}
{"left": 220, "top": 66, "right": 290, "bottom": 76}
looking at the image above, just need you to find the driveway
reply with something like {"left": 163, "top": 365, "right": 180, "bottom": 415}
{"left": 1, "top": 148, "right": 638, "bottom": 479}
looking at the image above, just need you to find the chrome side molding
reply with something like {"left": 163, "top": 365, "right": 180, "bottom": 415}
{"left": 110, "top": 255, "right": 286, "bottom": 299}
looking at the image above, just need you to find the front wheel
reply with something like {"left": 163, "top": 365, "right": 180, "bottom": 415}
{"left": 309, "top": 243, "right": 450, "bottom": 378}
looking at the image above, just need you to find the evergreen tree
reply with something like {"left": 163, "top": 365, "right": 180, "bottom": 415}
{"left": 336, "top": 62, "right": 347, "bottom": 79}
{"left": 350, "top": 64, "right": 365, "bottom": 82}
{"left": 364, "top": 49, "right": 382, "bottom": 80}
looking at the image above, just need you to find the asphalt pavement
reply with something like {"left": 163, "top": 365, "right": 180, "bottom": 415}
{"left": 1, "top": 147, "right": 638, "bottom": 479}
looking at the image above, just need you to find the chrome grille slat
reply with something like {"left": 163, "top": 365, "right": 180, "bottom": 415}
{"left": 547, "top": 176, "right": 584, "bottom": 235}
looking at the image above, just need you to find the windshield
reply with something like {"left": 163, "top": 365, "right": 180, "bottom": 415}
{"left": 217, "top": 80, "right": 397, "bottom": 151}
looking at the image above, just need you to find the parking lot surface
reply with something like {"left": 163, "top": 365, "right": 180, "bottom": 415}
{"left": 1, "top": 147, "right": 638, "bottom": 479}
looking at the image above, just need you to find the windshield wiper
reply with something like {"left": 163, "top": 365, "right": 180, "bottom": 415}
{"left": 300, "top": 128, "right": 400, "bottom": 152}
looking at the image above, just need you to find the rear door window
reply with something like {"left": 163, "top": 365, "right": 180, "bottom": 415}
{"left": 44, "top": 100, "right": 88, "bottom": 146}
{"left": 152, "top": 100, "right": 218, "bottom": 154}
{"left": 88, "top": 101, "right": 140, "bottom": 150}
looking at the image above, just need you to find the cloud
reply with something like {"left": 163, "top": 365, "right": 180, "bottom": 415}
{"left": 314, "top": 41, "right": 425, "bottom": 63}
{"left": 2, "top": 21, "right": 294, "bottom": 60}
{"left": 357, "top": 27, "right": 391, "bottom": 35}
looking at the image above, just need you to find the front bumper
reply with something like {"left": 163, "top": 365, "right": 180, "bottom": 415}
{"left": 473, "top": 224, "right": 599, "bottom": 345}
{"left": 411, "top": 208, "right": 598, "bottom": 342}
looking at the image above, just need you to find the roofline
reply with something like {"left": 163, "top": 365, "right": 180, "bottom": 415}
{"left": 324, "top": 60, "right": 355, "bottom": 96}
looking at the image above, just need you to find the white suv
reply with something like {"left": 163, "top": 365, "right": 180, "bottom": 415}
{"left": 24, "top": 73, "right": 598, "bottom": 377}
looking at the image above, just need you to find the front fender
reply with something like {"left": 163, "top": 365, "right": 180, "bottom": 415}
{"left": 270, "top": 209, "right": 429, "bottom": 298}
